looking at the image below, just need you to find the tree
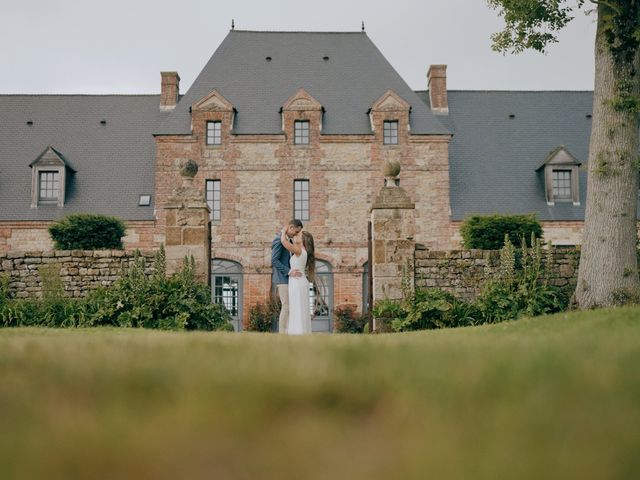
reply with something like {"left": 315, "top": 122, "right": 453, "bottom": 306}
{"left": 488, "top": 0, "right": 640, "bottom": 308}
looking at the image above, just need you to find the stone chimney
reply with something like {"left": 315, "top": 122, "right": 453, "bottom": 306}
{"left": 160, "top": 72, "right": 180, "bottom": 111}
{"left": 427, "top": 65, "right": 448, "bottom": 114}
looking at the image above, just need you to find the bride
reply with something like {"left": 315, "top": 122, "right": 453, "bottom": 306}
{"left": 280, "top": 228, "right": 315, "bottom": 335}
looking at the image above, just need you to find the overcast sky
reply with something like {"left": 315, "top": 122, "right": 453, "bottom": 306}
{"left": 0, "top": 0, "right": 597, "bottom": 95}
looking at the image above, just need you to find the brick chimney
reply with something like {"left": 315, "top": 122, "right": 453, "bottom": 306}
{"left": 160, "top": 72, "right": 180, "bottom": 111}
{"left": 427, "top": 65, "right": 448, "bottom": 114}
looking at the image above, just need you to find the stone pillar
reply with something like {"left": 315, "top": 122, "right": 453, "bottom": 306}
{"left": 164, "top": 161, "right": 211, "bottom": 284}
{"left": 370, "top": 172, "right": 416, "bottom": 329}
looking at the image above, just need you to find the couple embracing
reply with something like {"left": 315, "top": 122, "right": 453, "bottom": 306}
{"left": 271, "top": 219, "right": 316, "bottom": 335}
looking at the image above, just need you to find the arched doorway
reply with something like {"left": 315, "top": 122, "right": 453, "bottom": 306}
{"left": 211, "top": 259, "right": 243, "bottom": 332}
{"left": 309, "top": 260, "right": 333, "bottom": 333}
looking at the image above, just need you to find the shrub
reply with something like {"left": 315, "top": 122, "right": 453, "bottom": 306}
{"left": 394, "top": 288, "right": 482, "bottom": 332}
{"left": 460, "top": 214, "right": 543, "bottom": 250}
{"left": 0, "top": 247, "right": 233, "bottom": 332}
{"left": 334, "top": 304, "right": 367, "bottom": 333}
{"left": 475, "top": 235, "right": 568, "bottom": 323}
{"left": 247, "top": 297, "right": 281, "bottom": 332}
{"left": 48, "top": 213, "right": 126, "bottom": 250}
{"left": 372, "top": 299, "right": 406, "bottom": 333}
{"left": 88, "top": 249, "right": 233, "bottom": 331}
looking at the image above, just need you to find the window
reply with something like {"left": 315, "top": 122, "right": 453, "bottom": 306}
{"left": 294, "top": 120, "right": 310, "bottom": 145}
{"left": 294, "top": 180, "right": 309, "bottom": 221}
{"left": 383, "top": 120, "right": 398, "bottom": 145}
{"left": 206, "top": 121, "right": 221, "bottom": 145}
{"left": 138, "top": 195, "right": 151, "bottom": 206}
{"left": 211, "top": 259, "right": 243, "bottom": 332}
{"left": 552, "top": 170, "right": 572, "bottom": 200}
{"left": 205, "top": 179, "right": 221, "bottom": 221}
{"left": 308, "top": 260, "right": 333, "bottom": 332}
{"left": 39, "top": 171, "right": 59, "bottom": 201}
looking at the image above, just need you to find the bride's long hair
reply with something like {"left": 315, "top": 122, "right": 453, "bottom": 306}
{"left": 302, "top": 231, "right": 315, "bottom": 282}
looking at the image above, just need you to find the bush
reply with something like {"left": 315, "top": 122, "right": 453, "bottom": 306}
{"left": 334, "top": 304, "right": 367, "bottom": 333}
{"left": 0, "top": 247, "right": 234, "bottom": 332}
{"left": 460, "top": 214, "right": 543, "bottom": 250}
{"left": 48, "top": 213, "right": 126, "bottom": 250}
{"left": 247, "top": 297, "right": 280, "bottom": 332}
{"left": 475, "top": 235, "right": 568, "bottom": 323}
{"left": 87, "top": 248, "right": 233, "bottom": 331}
{"left": 372, "top": 299, "right": 405, "bottom": 333}
{"left": 393, "top": 288, "right": 482, "bottom": 332}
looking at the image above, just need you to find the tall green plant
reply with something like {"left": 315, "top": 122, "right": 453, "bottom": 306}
{"left": 476, "top": 235, "right": 567, "bottom": 323}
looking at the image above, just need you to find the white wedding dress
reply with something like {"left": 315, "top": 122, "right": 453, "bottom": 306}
{"left": 287, "top": 247, "right": 312, "bottom": 335}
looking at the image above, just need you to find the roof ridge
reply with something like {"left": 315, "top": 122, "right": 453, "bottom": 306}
{"left": 230, "top": 29, "right": 365, "bottom": 34}
{"left": 415, "top": 89, "right": 594, "bottom": 94}
{"left": 0, "top": 93, "right": 160, "bottom": 97}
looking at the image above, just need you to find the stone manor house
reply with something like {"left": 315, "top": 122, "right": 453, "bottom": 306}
{"left": 0, "top": 30, "right": 592, "bottom": 331}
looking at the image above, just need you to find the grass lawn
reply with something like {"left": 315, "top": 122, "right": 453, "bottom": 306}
{"left": 1, "top": 308, "right": 639, "bottom": 480}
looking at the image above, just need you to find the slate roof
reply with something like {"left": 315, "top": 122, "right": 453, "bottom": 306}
{"left": 415, "top": 90, "right": 594, "bottom": 221}
{"left": 0, "top": 95, "right": 166, "bottom": 221}
{"left": 156, "top": 30, "right": 450, "bottom": 136}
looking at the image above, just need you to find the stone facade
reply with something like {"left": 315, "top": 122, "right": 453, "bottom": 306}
{"left": 0, "top": 250, "right": 156, "bottom": 299}
{"left": 154, "top": 89, "right": 452, "bottom": 324}
{"left": 0, "top": 221, "right": 161, "bottom": 254}
{"left": 415, "top": 246, "right": 579, "bottom": 301}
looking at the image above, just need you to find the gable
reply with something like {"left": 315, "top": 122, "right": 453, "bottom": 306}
{"left": 371, "top": 90, "right": 410, "bottom": 112}
{"left": 282, "top": 88, "right": 322, "bottom": 111}
{"left": 192, "top": 89, "right": 235, "bottom": 112}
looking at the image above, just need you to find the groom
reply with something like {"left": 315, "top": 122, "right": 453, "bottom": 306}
{"left": 271, "top": 219, "right": 303, "bottom": 333}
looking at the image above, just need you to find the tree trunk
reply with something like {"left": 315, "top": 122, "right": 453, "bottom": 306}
{"left": 575, "top": 5, "right": 640, "bottom": 308}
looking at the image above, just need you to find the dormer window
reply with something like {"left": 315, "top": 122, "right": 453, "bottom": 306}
{"left": 537, "top": 146, "right": 581, "bottom": 206}
{"left": 383, "top": 120, "right": 398, "bottom": 145}
{"left": 206, "top": 121, "right": 222, "bottom": 145}
{"left": 39, "top": 171, "right": 60, "bottom": 202}
{"left": 30, "top": 146, "right": 74, "bottom": 208}
{"left": 294, "top": 120, "right": 310, "bottom": 145}
{"left": 552, "top": 170, "right": 572, "bottom": 200}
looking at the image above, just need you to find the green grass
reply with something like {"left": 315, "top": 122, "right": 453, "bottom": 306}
{"left": 1, "top": 308, "right": 639, "bottom": 480}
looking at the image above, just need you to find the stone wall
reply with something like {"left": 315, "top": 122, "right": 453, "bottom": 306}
{"left": 0, "top": 250, "right": 156, "bottom": 299}
{"left": 415, "top": 246, "right": 579, "bottom": 301}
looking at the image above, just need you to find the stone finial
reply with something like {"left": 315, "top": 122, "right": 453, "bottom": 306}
{"left": 383, "top": 160, "right": 401, "bottom": 187}
{"left": 179, "top": 159, "right": 199, "bottom": 189}
{"left": 180, "top": 159, "right": 198, "bottom": 178}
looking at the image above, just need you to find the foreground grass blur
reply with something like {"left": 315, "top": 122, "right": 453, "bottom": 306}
{"left": 1, "top": 307, "right": 639, "bottom": 479}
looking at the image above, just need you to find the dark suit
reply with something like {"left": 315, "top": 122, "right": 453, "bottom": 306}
{"left": 272, "top": 234, "right": 292, "bottom": 333}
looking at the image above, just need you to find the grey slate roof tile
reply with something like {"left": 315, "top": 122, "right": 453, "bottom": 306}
{"left": 156, "top": 30, "right": 450, "bottom": 136}
{"left": 0, "top": 95, "right": 166, "bottom": 221}
{"left": 416, "top": 90, "right": 593, "bottom": 221}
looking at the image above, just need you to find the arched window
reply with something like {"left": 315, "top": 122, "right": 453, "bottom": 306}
{"left": 309, "top": 260, "right": 333, "bottom": 333}
{"left": 211, "top": 259, "right": 243, "bottom": 332}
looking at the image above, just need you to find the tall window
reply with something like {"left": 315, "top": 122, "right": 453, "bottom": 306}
{"left": 211, "top": 259, "right": 243, "bottom": 332}
{"left": 205, "top": 179, "right": 221, "bottom": 221}
{"left": 294, "top": 120, "right": 310, "bottom": 145}
{"left": 552, "top": 170, "right": 572, "bottom": 199}
{"left": 206, "top": 121, "right": 222, "bottom": 145}
{"left": 294, "top": 180, "right": 309, "bottom": 221}
{"left": 383, "top": 120, "right": 398, "bottom": 145}
{"left": 39, "top": 171, "right": 59, "bottom": 201}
